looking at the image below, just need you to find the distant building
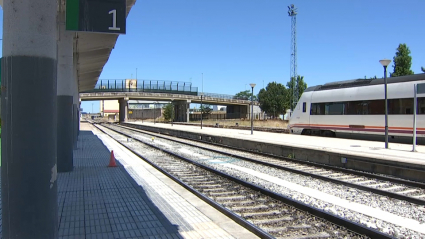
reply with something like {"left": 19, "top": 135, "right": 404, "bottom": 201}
{"left": 100, "top": 100, "right": 119, "bottom": 117}
{"left": 100, "top": 99, "right": 171, "bottom": 118}
{"left": 129, "top": 100, "right": 170, "bottom": 110}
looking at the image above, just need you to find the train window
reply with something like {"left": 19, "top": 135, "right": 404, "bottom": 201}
{"left": 325, "top": 102, "right": 344, "bottom": 115}
{"left": 389, "top": 98, "right": 414, "bottom": 114}
{"left": 310, "top": 103, "right": 326, "bottom": 115}
{"left": 303, "top": 102, "right": 306, "bottom": 113}
{"left": 388, "top": 99, "right": 401, "bottom": 114}
{"left": 417, "top": 97, "right": 425, "bottom": 114}
{"left": 368, "top": 100, "right": 385, "bottom": 114}
{"left": 346, "top": 101, "right": 368, "bottom": 115}
{"left": 346, "top": 101, "right": 358, "bottom": 115}
{"left": 317, "top": 103, "right": 325, "bottom": 115}
{"left": 311, "top": 97, "right": 425, "bottom": 115}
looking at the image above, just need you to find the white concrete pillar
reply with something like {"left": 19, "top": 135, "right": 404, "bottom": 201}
{"left": 57, "top": 11, "right": 74, "bottom": 172}
{"left": 1, "top": 0, "right": 59, "bottom": 238}
{"left": 73, "top": 40, "right": 79, "bottom": 148}
{"left": 186, "top": 100, "right": 191, "bottom": 123}
{"left": 73, "top": 83, "right": 79, "bottom": 149}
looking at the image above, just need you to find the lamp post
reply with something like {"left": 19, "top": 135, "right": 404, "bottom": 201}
{"left": 379, "top": 59, "right": 391, "bottom": 149}
{"left": 171, "top": 99, "right": 174, "bottom": 126}
{"left": 200, "top": 93, "right": 204, "bottom": 129}
{"left": 154, "top": 102, "right": 156, "bottom": 124}
{"left": 249, "top": 83, "right": 256, "bottom": 135}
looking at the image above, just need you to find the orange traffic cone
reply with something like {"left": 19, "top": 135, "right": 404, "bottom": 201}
{"left": 108, "top": 150, "right": 117, "bottom": 167}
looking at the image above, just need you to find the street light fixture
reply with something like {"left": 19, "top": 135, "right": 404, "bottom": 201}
{"left": 200, "top": 93, "right": 204, "bottom": 129}
{"left": 249, "top": 83, "right": 256, "bottom": 135}
{"left": 379, "top": 59, "right": 391, "bottom": 149}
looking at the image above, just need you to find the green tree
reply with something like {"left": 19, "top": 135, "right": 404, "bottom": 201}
{"left": 391, "top": 43, "right": 414, "bottom": 77}
{"left": 162, "top": 103, "right": 175, "bottom": 122}
{"left": 364, "top": 76, "right": 377, "bottom": 79}
{"left": 234, "top": 90, "right": 258, "bottom": 101}
{"left": 286, "top": 76, "right": 307, "bottom": 110}
{"left": 421, "top": 67, "right": 425, "bottom": 73}
{"left": 200, "top": 104, "right": 212, "bottom": 117}
{"left": 258, "top": 82, "right": 288, "bottom": 117}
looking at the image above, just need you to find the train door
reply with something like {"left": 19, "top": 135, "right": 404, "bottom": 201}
{"left": 296, "top": 92, "right": 312, "bottom": 134}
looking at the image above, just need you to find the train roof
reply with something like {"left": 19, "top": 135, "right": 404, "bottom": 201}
{"left": 304, "top": 73, "right": 425, "bottom": 92}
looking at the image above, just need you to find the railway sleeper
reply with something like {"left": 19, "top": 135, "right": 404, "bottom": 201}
{"left": 263, "top": 224, "right": 312, "bottom": 233}
{"left": 178, "top": 175, "right": 206, "bottom": 179}
{"left": 383, "top": 185, "right": 405, "bottom": 191}
{"left": 172, "top": 172, "right": 197, "bottom": 176}
{"left": 413, "top": 194, "right": 425, "bottom": 198}
{"left": 243, "top": 210, "right": 283, "bottom": 218}
{"left": 250, "top": 217, "right": 293, "bottom": 225}
{"left": 231, "top": 204, "right": 270, "bottom": 212}
{"left": 326, "top": 173, "right": 345, "bottom": 177}
{"left": 208, "top": 191, "right": 242, "bottom": 196}
{"left": 334, "top": 175, "right": 357, "bottom": 180}
{"left": 165, "top": 165, "right": 184, "bottom": 170}
{"left": 355, "top": 180, "right": 376, "bottom": 185}
{"left": 398, "top": 189, "right": 419, "bottom": 194}
{"left": 194, "top": 184, "right": 222, "bottom": 188}
{"left": 221, "top": 200, "right": 257, "bottom": 207}
{"left": 303, "top": 169, "right": 324, "bottom": 173}
{"left": 201, "top": 188, "right": 225, "bottom": 192}
{"left": 214, "top": 195, "right": 246, "bottom": 201}
{"left": 182, "top": 177, "right": 212, "bottom": 182}
{"left": 277, "top": 231, "right": 331, "bottom": 239}
{"left": 367, "top": 182, "right": 389, "bottom": 188}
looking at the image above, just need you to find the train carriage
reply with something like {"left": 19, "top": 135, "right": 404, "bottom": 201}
{"left": 288, "top": 74, "right": 425, "bottom": 144}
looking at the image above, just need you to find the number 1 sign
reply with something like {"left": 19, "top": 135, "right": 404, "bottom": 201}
{"left": 66, "top": 0, "right": 126, "bottom": 34}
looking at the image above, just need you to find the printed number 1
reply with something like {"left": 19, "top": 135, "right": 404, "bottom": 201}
{"left": 109, "top": 9, "right": 121, "bottom": 31}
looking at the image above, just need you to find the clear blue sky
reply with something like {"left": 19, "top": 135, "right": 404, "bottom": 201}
{"left": 1, "top": 1, "right": 424, "bottom": 113}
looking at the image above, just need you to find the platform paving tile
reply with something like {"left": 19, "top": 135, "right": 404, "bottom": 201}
{"left": 0, "top": 131, "right": 183, "bottom": 238}
{"left": 57, "top": 131, "right": 184, "bottom": 238}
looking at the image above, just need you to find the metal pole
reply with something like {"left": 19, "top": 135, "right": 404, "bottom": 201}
{"left": 251, "top": 86, "right": 254, "bottom": 135}
{"left": 154, "top": 103, "right": 156, "bottom": 124}
{"left": 384, "top": 66, "right": 389, "bottom": 149}
{"left": 413, "top": 84, "right": 417, "bottom": 152}
{"left": 201, "top": 95, "right": 203, "bottom": 129}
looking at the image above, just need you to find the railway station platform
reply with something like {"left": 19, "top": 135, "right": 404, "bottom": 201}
{"left": 123, "top": 121, "right": 425, "bottom": 183}
{"left": 0, "top": 122, "right": 258, "bottom": 239}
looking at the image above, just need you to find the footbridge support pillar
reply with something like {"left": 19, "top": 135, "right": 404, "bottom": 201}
{"left": 174, "top": 100, "right": 191, "bottom": 123}
{"left": 119, "top": 97, "right": 129, "bottom": 123}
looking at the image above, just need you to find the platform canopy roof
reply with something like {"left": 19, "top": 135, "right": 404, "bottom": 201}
{"left": 76, "top": 0, "right": 137, "bottom": 92}
{"left": 0, "top": 0, "right": 137, "bottom": 92}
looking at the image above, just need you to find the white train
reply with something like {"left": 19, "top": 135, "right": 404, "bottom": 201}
{"left": 288, "top": 74, "right": 425, "bottom": 144}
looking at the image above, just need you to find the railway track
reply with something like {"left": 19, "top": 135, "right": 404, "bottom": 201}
{"left": 94, "top": 123, "right": 393, "bottom": 239}
{"left": 110, "top": 123, "right": 425, "bottom": 206}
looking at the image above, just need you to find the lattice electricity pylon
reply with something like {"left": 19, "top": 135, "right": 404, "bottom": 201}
{"left": 288, "top": 4, "right": 298, "bottom": 111}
